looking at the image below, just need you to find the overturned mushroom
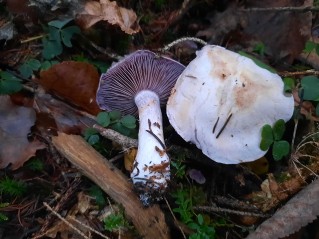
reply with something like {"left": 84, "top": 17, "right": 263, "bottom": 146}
{"left": 167, "top": 45, "right": 294, "bottom": 164}
{"left": 96, "top": 50, "right": 185, "bottom": 205}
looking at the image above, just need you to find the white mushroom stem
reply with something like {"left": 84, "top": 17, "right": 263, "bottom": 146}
{"left": 131, "top": 90, "right": 170, "bottom": 195}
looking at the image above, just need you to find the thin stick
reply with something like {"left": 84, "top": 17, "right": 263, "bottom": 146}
{"left": 69, "top": 217, "right": 110, "bottom": 239}
{"left": 279, "top": 69, "right": 319, "bottom": 77}
{"left": 160, "top": 37, "right": 207, "bottom": 53}
{"left": 164, "top": 197, "right": 187, "bottom": 239}
{"left": 20, "top": 34, "right": 47, "bottom": 44}
{"left": 216, "top": 114, "right": 233, "bottom": 139}
{"left": 241, "top": 6, "right": 319, "bottom": 12}
{"left": 93, "top": 124, "right": 138, "bottom": 149}
{"left": 43, "top": 202, "right": 89, "bottom": 239}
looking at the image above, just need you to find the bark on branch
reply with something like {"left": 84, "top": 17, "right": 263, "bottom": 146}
{"left": 52, "top": 132, "right": 170, "bottom": 239}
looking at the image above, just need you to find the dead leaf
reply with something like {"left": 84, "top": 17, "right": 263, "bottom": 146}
{"left": 246, "top": 178, "right": 319, "bottom": 239}
{"left": 76, "top": 0, "right": 140, "bottom": 34}
{"left": 38, "top": 61, "right": 101, "bottom": 115}
{"left": 197, "top": 0, "right": 312, "bottom": 64}
{"left": 0, "top": 96, "right": 45, "bottom": 170}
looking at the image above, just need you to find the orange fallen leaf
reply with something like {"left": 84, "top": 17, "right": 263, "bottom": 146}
{"left": 77, "top": 0, "right": 140, "bottom": 34}
{"left": 38, "top": 61, "right": 101, "bottom": 115}
{"left": 0, "top": 96, "right": 45, "bottom": 170}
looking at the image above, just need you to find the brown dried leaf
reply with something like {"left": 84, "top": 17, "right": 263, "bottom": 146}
{"left": 197, "top": 0, "right": 312, "bottom": 63}
{"left": 0, "top": 96, "right": 45, "bottom": 170}
{"left": 38, "top": 61, "right": 101, "bottom": 115}
{"left": 77, "top": 0, "right": 140, "bottom": 34}
{"left": 246, "top": 178, "right": 319, "bottom": 239}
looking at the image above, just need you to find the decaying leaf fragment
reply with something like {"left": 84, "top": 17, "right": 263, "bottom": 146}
{"left": 39, "top": 61, "right": 101, "bottom": 115}
{"left": 76, "top": 0, "right": 140, "bottom": 34}
{"left": 0, "top": 96, "right": 45, "bottom": 169}
{"left": 246, "top": 178, "right": 319, "bottom": 239}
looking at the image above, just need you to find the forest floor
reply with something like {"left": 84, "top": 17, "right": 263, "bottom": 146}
{"left": 1, "top": 0, "right": 319, "bottom": 239}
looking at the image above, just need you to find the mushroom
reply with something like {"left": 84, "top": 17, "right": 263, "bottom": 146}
{"left": 167, "top": 45, "right": 294, "bottom": 164}
{"left": 96, "top": 50, "right": 185, "bottom": 204}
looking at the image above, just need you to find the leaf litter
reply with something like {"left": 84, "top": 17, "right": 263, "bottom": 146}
{"left": 0, "top": 96, "right": 45, "bottom": 170}
{"left": 1, "top": 0, "right": 319, "bottom": 238}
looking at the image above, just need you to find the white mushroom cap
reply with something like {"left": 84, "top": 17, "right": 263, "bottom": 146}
{"left": 167, "top": 45, "right": 294, "bottom": 164}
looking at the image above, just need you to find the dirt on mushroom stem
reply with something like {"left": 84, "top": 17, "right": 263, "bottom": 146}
{"left": 131, "top": 90, "right": 170, "bottom": 206}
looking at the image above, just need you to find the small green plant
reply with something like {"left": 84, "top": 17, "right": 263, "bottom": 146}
{"left": 84, "top": 111, "right": 137, "bottom": 145}
{"left": 0, "top": 203, "right": 9, "bottom": 222}
{"left": 253, "top": 42, "right": 265, "bottom": 57}
{"left": 171, "top": 154, "right": 187, "bottom": 179}
{"left": 188, "top": 214, "right": 216, "bottom": 239}
{"left": 96, "top": 111, "right": 137, "bottom": 137}
{"left": 72, "top": 54, "right": 109, "bottom": 73}
{"left": 260, "top": 119, "right": 290, "bottom": 161}
{"left": 0, "top": 71, "right": 22, "bottom": 94}
{"left": 300, "top": 75, "right": 319, "bottom": 116}
{"left": 84, "top": 128, "right": 100, "bottom": 145}
{"left": 42, "top": 19, "right": 80, "bottom": 60}
{"left": 104, "top": 210, "right": 130, "bottom": 232}
{"left": 172, "top": 187, "right": 215, "bottom": 239}
{"left": 25, "top": 158, "right": 44, "bottom": 171}
{"left": 283, "top": 77, "right": 295, "bottom": 94}
{"left": 304, "top": 40, "right": 319, "bottom": 55}
{"left": 89, "top": 185, "right": 106, "bottom": 208}
{"left": 0, "top": 177, "right": 27, "bottom": 197}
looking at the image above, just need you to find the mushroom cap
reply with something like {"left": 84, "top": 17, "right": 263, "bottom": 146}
{"left": 96, "top": 50, "right": 185, "bottom": 116}
{"left": 167, "top": 45, "right": 294, "bottom": 164}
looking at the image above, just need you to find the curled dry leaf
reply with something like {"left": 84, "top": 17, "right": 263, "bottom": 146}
{"left": 0, "top": 96, "right": 45, "bottom": 170}
{"left": 77, "top": 0, "right": 140, "bottom": 34}
{"left": 38, "top": 61, "right": 101, "bottom": 115}
{"left": 246, "top": 178, "right": 319, "bottom": 239}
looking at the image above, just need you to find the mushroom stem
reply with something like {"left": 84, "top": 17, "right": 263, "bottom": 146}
{"left": 131, "top": 90, "right": 170, "bottom": 205}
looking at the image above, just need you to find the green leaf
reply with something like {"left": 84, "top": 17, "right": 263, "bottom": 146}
{"left": 48, "top": 27, "right": 61, "bottom": 42}
{"left": 197, "top": 214, "right": 204, "bottom": 225}
{"left": 260, "top": 124, "right": 274, "bottom": 151}
{"left": 48, "top": 19, "right": 73, "bottom": 29}
{"left": 87, "top": 134, "right": 100, "bottom": 145}
{"left": 42, "top": 39, "right": 63, "bottom": 59}
{"left": 0, "top": 71, "right": 22, "bottom": 94}
{"left": 238, "top": 51, "right": 276, "bottom": 73}
{"left": 304, "top": 40, "right": 316, "bottom": 53}
{"left": 89, "top": 185, "right": 106, "bottom": 208}
{"left": 283, "top": 77, "right": 295, "bottom": 93}
{"left": 40, "top": 60, "right": 59, "bottom": 70}
{"left": 18, "top": 59, "right": 41, "bottom": 78}
{"left": 272, "top": 140, "right": 290, "bottom": 161}
{"left": 273, "top": 119, "right": 286, "bottom": 141}
{"left": 61, "top": 26, "right": 80, "bottom": 47}
{"left": 97, "top": 112, "right": 111, "bottom": 127}
{"left": 301, "top": 76, "right": 319, "bottom": 101}
{"left": 120, "top": 115, "right": 136, "bottom": 129}
{"left": 83, "top": 127, "right": 98, "bottom": 138}
{"left": 109, "top": 110, "right": 121, "bottom": 121}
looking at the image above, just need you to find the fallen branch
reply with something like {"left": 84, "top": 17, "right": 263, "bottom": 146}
{"left": 245, "top": 178, "right": 319, "bottom": 239}
{"left": 52, "top": 132, "right": 170, "bottom": 239}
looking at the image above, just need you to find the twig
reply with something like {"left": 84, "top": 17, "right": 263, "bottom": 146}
{"left": 164, "top": 197, "right": 187, "bottom": 239}
{"left": 160, "top": 37, "right": 207, "bottom": 53}
{"left": 279, "top": 69, "right": 319, "bottom": 77}
{"left": 93, "top": 124, "right": 138, "bottom": 149}
{"left": 87, "top": 40, "right": 122, "bottom": 60}
{"left": 43, "top": 202, "right": 89, "bottom": 239}
{"left": 69, "top": 216, "right": 110, "bottom": 239}
{"left": 20, "top": 34, "right": 47, "bottom": 44}
{"left": 241, "top": 6, "right": 319, "bottom": 12}
{"left": 193, "top": 205, "right": 270, "bottom": 218}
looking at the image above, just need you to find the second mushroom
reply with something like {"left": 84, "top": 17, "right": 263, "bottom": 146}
{"left": 96, "top": 50, "right": 185, "bottom": 205}
{"left": 167, "top": 45, "right": 294, "bottom": 164}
